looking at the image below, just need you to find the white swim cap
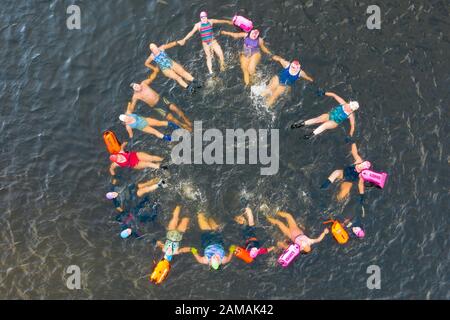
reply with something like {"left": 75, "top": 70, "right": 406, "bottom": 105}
{"left": 119, "top": 114, "right": 128, "bottom": 122}
{"left": 349, "top": 101, "right": 360, "bottom": 111}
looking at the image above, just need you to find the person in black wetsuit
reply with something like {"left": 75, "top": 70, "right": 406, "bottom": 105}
{"left": 319, "top": 142, "right": 372, "bottom": 203}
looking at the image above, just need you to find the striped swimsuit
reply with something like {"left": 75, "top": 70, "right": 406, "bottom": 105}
{"left": 200, "top": 21, "right": 214, "bottom": 44}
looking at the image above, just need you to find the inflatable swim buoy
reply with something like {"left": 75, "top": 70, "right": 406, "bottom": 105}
{"left": 232, "top": 15, "right": 253, "bottom": 33}
{"left": 103, "top": 130, "right": 121, "bottom": 154}
{"left": 324, "top": 220, "right": 349, "bottom": 244}
{"left": 234, "top": 246, "right": 253, "bottom": 264}
{"left": 150, "top": 259, "right": 170, "bottom": 285}
{"left": 277, "top": 243, "right": 300, "bottom": 267}
{"left": 360, "top": 170, "right": 388, "bottom": 189}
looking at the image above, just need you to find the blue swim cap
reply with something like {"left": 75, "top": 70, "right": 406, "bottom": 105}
{"left": 120, "top": 229, "right": 131, "bottom": 239}
{"left": 164, "top": 254, "right": 173, "bottom": 262}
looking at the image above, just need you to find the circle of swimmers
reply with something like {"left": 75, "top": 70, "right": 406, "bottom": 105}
{"left": 103, "top": 11, "right": 389, "bottom": 284}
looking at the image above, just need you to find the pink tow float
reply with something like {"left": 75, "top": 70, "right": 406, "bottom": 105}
{"left": 232, "top": 15, "right": 253, "bottom": 33}
{"left": 360, "top": 170, "right": 388, "bottom": 189}
{"left": 278, "top": 244, "right": 300, "bottom": 267}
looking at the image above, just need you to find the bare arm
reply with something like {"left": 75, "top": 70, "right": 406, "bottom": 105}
{"left": 181, "top": 24, "right": 199, "bottom": 43}
{"left": 222, "top": 252, "right": 234, "bottom": 264}
{"left": 143, "top": 65, "right": 160, "bottom": 85}
{"left": 351, "top": 143, "right": 363, "bottom": 163}
{"left": 144, "top": 55, "right": 155, "bottom": 69}
{"left": 127, "top": 98, "right": 138, "bottom": 114}
{"left": 109, "top": 162, "right": 118, "bottom": 176}
{"left": 125, "top": 125, "right": 133, "bottom": 139}
{"left": 220, "top": 30, "right": 246, "bottom": 39}
{"left": 120, "top": 141, "right": 128, "bottom": 151}
{"left": 193, "top": 253, "right": 208, "bottom": 264}
{"left": 156, "top": 240, "right": 164, "bottom": 250}
{"left": 177, "top": 247, "right": 192, "bottom": 254}
{"left": 271, "top": 55, "right": 290, "bottom": 68}
{"left": 160, "top": 41, "right": 179, "bottom": 51}
{"left": 210, "top": 19, "right": 233, "bottom": 25}
{"left": 348, "top": 113, "right": 356, "bottom": 137}
{"left": 259, "top": 39, "right": 272, "bottom": 55}
{"left": 136, "top": 184, "right": 158, "bottom": 197}
{"left": 300, "top": 70, "right": 314, "bottom": 82}
{"left": 325, "top": 92, "right": 347, "bottom": 105}
{"left": 358, "top": 177, "right": 365, "bottom": 195}
{"left": 310, "top": 229, "right": 329, "bottom": 245}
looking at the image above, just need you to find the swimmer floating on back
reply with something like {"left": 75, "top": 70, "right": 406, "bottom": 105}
{"left": 261, "top": 55, "right": 314, "bottom": 107}
{"left": 127, "top": 74, "right": 192, "bottom": 132}
{"left": 220, "top": 28, "right": 273, "bottom": 86}
{"left": 145, "top": 42, "right": 201, "bottom": 93}
{"left": 291, "top": 91, "right": 359, "bottom": 140}
{"left": 156, "top": 205, "right": 191, "bottom": 262}
{"left": 190, "top": 212, "right": 234, "bottom": 270}
{"left": 119, "top": 112, "right": 180, "bottom": 142}
{"left": 108, "top": 141, "right": 167, "bottom": 176}
{"left": 178, "top": 11, "right": 233, "bottom": 74}
{"left": 266, "top": 211, "right": 328, "bottom": 254}
{"left": 320, "top": 142, "right": 371, "bottom": 203}
{"left": 234, "top": 207, "right": 275, "bottom": 260}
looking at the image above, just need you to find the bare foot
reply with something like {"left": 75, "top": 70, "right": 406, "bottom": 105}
{"left": 234, "top": 215, "right": 246, "bottom": 225}
{"left": 220, "top": 63, "right": 226, "bottom": 72}
{"left": 276, "top": 211, "right": 289, "bottom": 218}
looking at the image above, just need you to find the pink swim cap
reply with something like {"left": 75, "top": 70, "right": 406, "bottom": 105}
{"left": 109, "top": 154, "right": 118, "bottom": 162}
{"left": 291, "top": 60, "right": 300, "bottom": 67}
{"left": 361, "top": 161, "right": 372, "bottom": 171}
{"left": 200, "top": 11, "right": 207, "bottom": 18}
{"left": 249, "top": 247, "right": 259, "bottom": 258}
{"left": 353, "top": 227, "right": 365, "bottom": 239}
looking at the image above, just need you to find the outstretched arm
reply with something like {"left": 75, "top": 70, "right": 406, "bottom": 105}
{"left": 259, "top": 39, "right": 272, "bottom": 55}
{"left": 126, "top": 98, "right": 137, "bottom": 114}
{"left": 210, "top": 19, "right": 233, "bottom": 25}
{"left": 177, "top": 247, "right": 192, "bottom": 254}
{"left": 220, "top": 30, "right": 246, "bottom": 39}
{"left": 271, "top": 55, "right": 290, "bottom": 68}
{"left": 300, "top": 70, "right": 314, "bottom": 82}
{"left": 348, "top": 113, "right": 356, "bottom": 137}
{"left": 160, "top": 41, "right": 179, "bottom": 51}
{"left": 109, "top": 162, "right": 118, "bottom": 176}
{"left": 310, "top": 229, "right": 329, "bottom": 245}
{"left": 156, "top": 240, "right": 164, "bottom": 250}
{"left": 125, "top": 125, "right": 133, "bottom": 139}
{"left": 180, "top": 24, "right": 199, "bottom": 43}
{"left": 351, "top": 142, "right": 363, "bottom": 164}
{"left": 144, "top": 54, "right": 155, "bottom": 69}
{"left": 325, "top": 92, "right": 347, "bottom": 105}
{"left": 143, "top": 65, "right": 160, "bottom": 85}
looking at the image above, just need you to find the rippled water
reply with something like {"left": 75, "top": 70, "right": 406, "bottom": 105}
{"left": 0, "top": 0, "right": 448, "bottom": 299}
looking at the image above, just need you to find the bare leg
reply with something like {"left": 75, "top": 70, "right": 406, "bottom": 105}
{"left": 313, "top": 121, "right": 339, "bottom": 136}
{"left": 168, "top": 104, "right": 192, "bottom": 128}
{"left": 134, "top": 161, "right": 160, "bottom": 170}
{"left": 208, "top": 217, "right": 220, "bottom": 231}
{"left": 145, "top": 118, "right": 169, "bottom": 127}
{"left": 166, "top": 114, "right": 189, "bottom": 132}
{"left": 261, "top": 76, "right": 279, "bottom": 97}
{"left": 276, "top": 211, "right": 302, "bottom": 236}
{"left": 162, "top": 68, "right": 189, "bottom": 88}
{"left": 337, "top": 182, "right": 353, "bottom": 201}
{"left": 136, "top": 184, "right": 159, "bottom": 197}
{"left": 328, "top": 169, "right": 344, "bottom": 183}
{"left": 247, "top": 52, "right": 261, "bottom": 83}
{"left": 168, "top": 205, "right": 181, "bottom": 230}
{"left": 266, "top": 217, "right": 292, "bottom": 239}
{"left": 136, "top": 152, "right": 163, "bottom": 162}
{"left": 212, "top": 41, "right": 225, "bottom": 71}
{"left": 142, "top": 126, "right": 164, "bottom": 139}
{"left": 197, "top": 212, "right": 211, "bottom": 230}
{"left": 202, "top": 42, "right": 214, "bottom": 74}
{"left": 245, "top": 208, "right": 255, "bottom": 227}
{"left": 137, "top": 177, "right": 160, "bottom": 188}
{"left": 177, "top": 217, "right": 190, "bottom": 233}
{"left": 266, "top": 85, "right": 286, "bottom": 107}
{"left": 240, "top": 54, "right": 250, "bottom": 86}
{"left": 172, "top": 62, "right": 194, "bottom": 82}
{"left": 304, "top": 114, "right": 329, "bottom": 126}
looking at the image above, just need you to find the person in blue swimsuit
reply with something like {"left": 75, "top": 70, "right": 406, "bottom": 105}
{"left": 119, "top": 113, "right": 179, "bottom": 142}
{"left": 292, "top": 91, "right": 359, "bottom": 139}
{"left": 319, "top": 142, "right": 372, "bottom": 202}
{"left": 145, "top": 42, "right": 201, "bottom": 93}
{"left": 190, "top": 212, "right": 234, "bottom": 270}
{"left": 261, "top": 55, "right": 314, "bottom": 107}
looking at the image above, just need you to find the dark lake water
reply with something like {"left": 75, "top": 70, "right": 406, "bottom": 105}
{"left": 0, "top": 0, "right": 448, "bottom": 299}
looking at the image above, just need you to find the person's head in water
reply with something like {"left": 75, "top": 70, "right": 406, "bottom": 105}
{"left": 200, "top": 11, "right": 208, "bottom": 23}
{"left": 130, "top": 83, "right": 142, "bottom": 92}
{"left": 249, "top": 29, "right": 260, "bottom": 40}
{"left": 119, "top": 114, "right": 135, "bottom": 125}
{"left": 289, "top": 60, "right": 301, "bottom": 75}
{"left": 106, "top": 192, "right": 119, "bottom": 200}
{"left": 302, "top": 245, "right": 312, "bottom": 254}
{"left": 355, "top": 160, "right": 372, "bottom": 173}
{"left": 210, "top": 254, "right": 221, "bottom": 270}
{"left": 349, "top": 101, "right": 360, "bottom": 112}
{"left": 352, "top": 227, "right": 365, "bottom": 239}
{"left": 110, "top": 154, "right": 126, "bottom": 164}
{"left": 149, "top": 43, "right": 160, "bottom": 56}
{"left": 120, "top": 228, "right": 132, "bottom": 239}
